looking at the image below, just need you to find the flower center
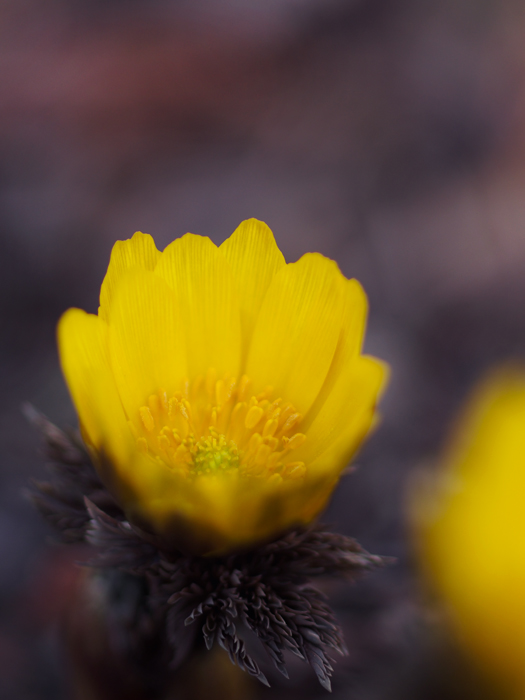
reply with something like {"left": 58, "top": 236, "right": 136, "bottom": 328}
{"left": 132, "top": 369, "right": 306, "bottom": 483}
{"left": 192, "top": 434, "right": 241, "bottom": 476}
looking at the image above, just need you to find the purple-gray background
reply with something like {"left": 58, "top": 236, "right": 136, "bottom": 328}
{"left": 2, "top": 1, "right": 525, "bottom": 698}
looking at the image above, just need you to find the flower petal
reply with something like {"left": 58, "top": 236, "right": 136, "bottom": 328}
{"left": 303, "top": 277, "right": 368, "bottom": 427}
{"left": 57, "top": 308, "right": 131, "bottom": 464}
{"left": 155, "top": 233, "right": 241, "bottom": 379}
{"left": 125, "top": 470, "right": 328, "bottom": 555}
{"left": 219, "top": 219, "right": 285, "bottom": 362}
{"left": 246, "top": 253, "right": 346, "bottom": 415}
{"left": 99, "top": 232, "right": 161, "bottom": 322}
{"left": 293, "top": 355, "right": 387, "bottom": 472}
{"left": 107, "top": 267, "right": 188, "bottom": 423}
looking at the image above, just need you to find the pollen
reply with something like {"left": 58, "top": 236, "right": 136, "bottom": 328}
{"left": 135, "top": 372, "right": 307, "bottom": 483}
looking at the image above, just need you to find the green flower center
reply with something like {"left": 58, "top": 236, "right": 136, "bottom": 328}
{"left": 192, "top": 434, "right": 241, "bottom": 476}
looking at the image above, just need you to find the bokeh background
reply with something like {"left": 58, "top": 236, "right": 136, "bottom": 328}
{"left": 2, "top": 1, "right": 525, "bottom": 698}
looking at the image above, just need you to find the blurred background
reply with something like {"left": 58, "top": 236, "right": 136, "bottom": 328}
{"left": 2, "top": 0, "right": 525, "bottom": 698}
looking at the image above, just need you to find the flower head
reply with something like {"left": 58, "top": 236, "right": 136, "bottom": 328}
{"left": 416, "top": 367, "right": 525, "bottom": 692}
{"left": 58, "top": 219, "right": 387, "bottom": 555}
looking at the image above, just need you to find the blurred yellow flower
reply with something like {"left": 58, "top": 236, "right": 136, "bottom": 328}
{"left": 417, "top": 367, "right": 525, "bottom": 695}
{"left": 58, "top": 219, "right": 387, "bottom": 555}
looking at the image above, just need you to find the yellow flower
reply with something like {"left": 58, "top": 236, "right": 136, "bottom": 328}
{"left": 58, "top": 219, "right": 387, "bottom": 555}
{"left": 416, "top": 367, "right": 525, "bottom": 695}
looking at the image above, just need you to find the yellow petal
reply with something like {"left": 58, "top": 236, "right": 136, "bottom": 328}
{"left": 57, "top": 308, "right": 131, "bottom": 465}
{"left": 295, "top": 355, "right": 387, "bottom": 472}
{"left": 146, "top": 475, "right": 304, "bottom": 555}
{"left": 155, "top": 233, "right": 241, "bottom": 379}
{"left": 417, "top": 368, "right": 525, "bottom": 689}
{"left": 246, "top": 253, "right": 346, "bottom": 415}
{"left": 304, "top": 277, "right": 368, "bottom": 427}
{"left": 124, "top": 465, "right": 338, "bottom": 555}
{"left": 337, "top": 277, "right": 368, "bottom": 358}
{"left": 219, "top": 219, "right": 285, "bottom": 362}
{"left": 99, "top": 232, "right": 161, "bottom": 322}
{"left": 106, "top": 267, "right": 188, "bottom": 423}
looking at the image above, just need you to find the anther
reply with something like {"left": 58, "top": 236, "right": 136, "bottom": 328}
{"left": 262, "top": 418, "right": 278, "bottom": 438}
{"left": 279, "top": 404, "right": 295, "bottom": 425}
{"left": 248, "top": 433, "right": 262, "bottom": 452}
{"left": 245, "top": 405, "right": 264, "bottom": 429}
{"left": 159, "top": 390, "right": 168, "bottom": 410}
{"left": 179, "top": 401, "right": 191, "bottom": 421}
{"left": 175, "top": 444, "right": 192, "bottom": 464}
{"left": 283, "top": 462, "right": 306, "bottom": 479}
{"left": 168, "top": 397, "right": 178, "bottom": 419}
{"left": 256, "top": 386, "right": 273, "bottom": 401}
{"left": 265, "top": 436, "right": 278, "bottom": 451}
{"left": 139, "top": 406, "right": 155, "bottom": 432}
{"left": 158, "top": 434, "right": 171, "bottom": 454}
{"left": 216, "top": 376, "right": 236, "bottom": 406}
{"left": 231, "top": 402, "right": 246, "bottom": 428}
{"left": 148, "top": 394, "right": 161, "bottom": 419}
{"left": 258, "top": 400, "right": 271, "bottom": 413}
{"left": 268, "top": 405, "right": 282, "bottom": 420}
{"left": 287, "top": 433, "right": 306, "bottom": 450}
{"left": 280, "top": 413, "right": 302, "bottom": 434}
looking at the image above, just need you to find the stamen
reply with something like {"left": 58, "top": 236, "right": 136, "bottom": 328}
{"left": 192, "top": 434, "right": 240, "bottom": 476}
{"left": 280, "top": 413, "right": 302, "bottom": 435}
{"left": 139, "top": 406, "right": 155, "bottom": 432}
{"left": 248, "top": 433, "right": 262, "bottom": 452}
{"left": 180, "top": 401, "right": 191, "bottom": 422}
{"left": 262, "top": 418, "right": 278, "bottom": 438}
{"left": 216, "top": 376, "right": 236, "bottom": 406}
{"left": 256, "top": 386, "right": 273, "bottom": 401}
{"left": 159, "top": 390, "right": 168, "bottom": 410}
{"left": 245, "top": 405, "right": 264, "bottom": 429}
{"left": 175, "top": 444, "right": 192, "bottom": 464}
{"left": 134, "top": 371, "right": 307, "bottom": 483}
{"left": 282, "top": 462, "right": 306, "bottom": 479}
{"left": 168, "top": 397, "right": 178, "bottom": 419}
{"left": 265, "top": 436, "right": 279, "bottom": 451}
{"left": 158, "top": 434, "right": 172, "bottom": 454}
{"left": 287, "top": 433, "right": 306, "bottom": 450}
